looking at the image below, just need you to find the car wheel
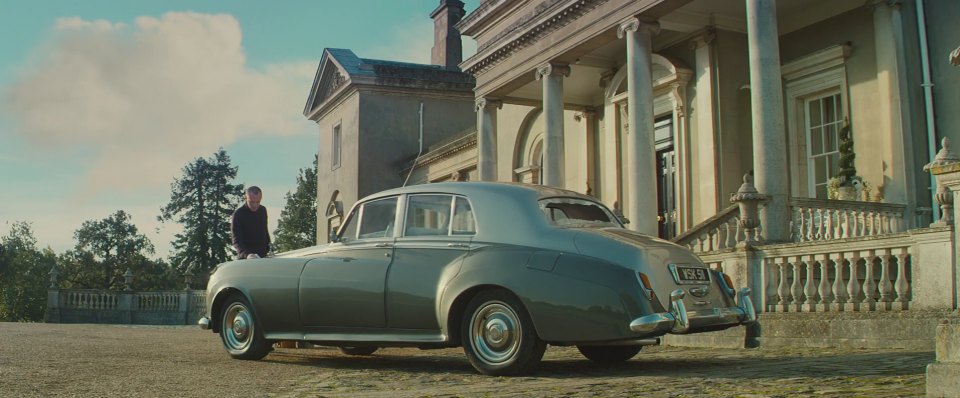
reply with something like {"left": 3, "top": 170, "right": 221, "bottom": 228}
{"left": 461, "top": 290, "right": 546, "bottom": 376}
{"left": 339, "top": 346, "right": 378, "bottom": 356}
{"left": 219, "top": 293, "right": 271, "bottom": 360}
{"left": 576, "top": 345, "right": 642, "bottom": 363}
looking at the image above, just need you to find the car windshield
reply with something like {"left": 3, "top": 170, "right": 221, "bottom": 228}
{"left": 539, "top": 198, "right": 621, "bottom": 228}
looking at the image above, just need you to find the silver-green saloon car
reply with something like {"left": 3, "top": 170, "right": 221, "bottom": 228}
{"left": 199, "top": 182, "right": 755, "bottom": 375}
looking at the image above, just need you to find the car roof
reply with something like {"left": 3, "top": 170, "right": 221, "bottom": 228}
{"left": 359, "top": 181, "right": 597, "bottom": 203}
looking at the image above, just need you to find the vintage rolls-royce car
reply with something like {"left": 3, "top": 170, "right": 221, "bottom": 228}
{"left": 199, "top": 182, "right": 755, "bottom": 375}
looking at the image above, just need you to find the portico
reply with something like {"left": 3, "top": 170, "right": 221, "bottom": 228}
{"left": 456, "top": 1, "right": 753, "bottom": 238}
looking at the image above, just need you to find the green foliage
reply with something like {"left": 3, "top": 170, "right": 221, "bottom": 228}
{"left": 160, "top": 149, "right": 243, "bottom": 276}
{"left": 58, "top": 210, "right": 162, "bottom": 290}
{"left": 274, "top": 156, "right": 318, "bottom": 252}
{"left": 0, "top": 222, "right": 55, "bottom": 322}
{"left": 835, "top": 120, "right": 857, "bottom": 186}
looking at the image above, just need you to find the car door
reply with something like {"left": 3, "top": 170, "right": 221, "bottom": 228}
{"left": 299, "top": 196, "right": 399, "bottom": 328}
{"left": 387, "top": 195, "right": 476, "bottom": 329}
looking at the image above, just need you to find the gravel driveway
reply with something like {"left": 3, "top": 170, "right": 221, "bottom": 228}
{"left": 0, "top": 322, "right": 932, "bottom": 397}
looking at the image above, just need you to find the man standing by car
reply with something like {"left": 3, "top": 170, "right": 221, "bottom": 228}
{"left": 231, "top": 186, "right": 270, "bottom": 259}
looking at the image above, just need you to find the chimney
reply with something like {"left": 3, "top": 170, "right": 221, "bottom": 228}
{"left": 430, "top": 0, "right": 466, "bottom": 69}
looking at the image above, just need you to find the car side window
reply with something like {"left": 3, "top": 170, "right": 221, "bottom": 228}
{"left": 357, "top": 197, "right": 398, "bottom": 239}
{"left": 451, "top": 196, "right": 476, "bottom": 235}
{"left": 404, "top": 195, "right": 452, "bottom": 236}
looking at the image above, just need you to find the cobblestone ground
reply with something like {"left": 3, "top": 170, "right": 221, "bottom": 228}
{"left": 0, "top": 322, "right": 932, "bottom": 397}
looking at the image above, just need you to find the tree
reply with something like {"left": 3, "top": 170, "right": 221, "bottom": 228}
{"left": 274, "top": 156, "right": 318, "bottom": 252}
{"left": 0, "top": 221, "right": 56, "bottom": 321}
{"left": 835, "top": 119, "right": 857, "bottom": 185}
{"left": 59, "top": 210, "right": 157, "bottom": 290}
{"left": 160, "top": 149, "right": 244, "bottom": 275}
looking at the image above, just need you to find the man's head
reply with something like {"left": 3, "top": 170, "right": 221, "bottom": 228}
{"left": 245, "top": 186, "right": 263, "bottom": 211}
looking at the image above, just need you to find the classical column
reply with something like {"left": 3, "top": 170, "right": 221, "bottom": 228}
{"left": 618, "top": 18, "right": 659, "bottom": 236}
{"left": 746, "top": 0, "right": 790, "bottom": 242}
{"left": 476, "top": 97, "right": 501, "bottom": 181}
{"left": 536, "top": 63, "right": 570, "bottom": 188}
{"left": 691, "top": 30, "right": 720, "bottom": 221}
{"left": 871, "top": 0, "right": 916, "bottom": 220}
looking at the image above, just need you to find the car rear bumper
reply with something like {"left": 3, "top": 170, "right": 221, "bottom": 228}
{"left": 629, "top": 288, "right": 757, "bottom": 335}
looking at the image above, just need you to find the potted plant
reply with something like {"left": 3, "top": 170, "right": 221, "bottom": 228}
{"left": 827, "top": 119, "right": 863, "bottom": 200}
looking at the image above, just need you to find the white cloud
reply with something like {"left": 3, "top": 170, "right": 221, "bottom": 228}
{"left": 3, "top": 12, "right": 316, "bottom": 196}
{"left": 365, "top": 17, "right": 433, "bottom": 64}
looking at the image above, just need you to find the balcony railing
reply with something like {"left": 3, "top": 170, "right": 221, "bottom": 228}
{"left": 675, "top": 198, "right": 908, "bottom": 254}
{"left": 789, "top": 198, "right": 907, "bottom": 242}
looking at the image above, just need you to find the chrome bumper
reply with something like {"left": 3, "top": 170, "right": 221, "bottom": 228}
{"left": 198, "top": 316, "right": 211, "bottom": 330}
{"left": 629, "top": 288, "right": 757, "bottom": 335}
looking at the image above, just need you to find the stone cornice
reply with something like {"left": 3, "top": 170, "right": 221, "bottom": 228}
{"left": 401, "top": 131, "right": 478, "bottom": 171}
{"left": 455, "top": 0, "right": 509, "bottom": 35}
{"left": 461, "top": 0, "right": 609, "bottom": 76}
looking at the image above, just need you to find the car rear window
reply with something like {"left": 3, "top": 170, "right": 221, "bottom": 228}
{"left": 539, "top": 198, "right": 621, "bottom": 228}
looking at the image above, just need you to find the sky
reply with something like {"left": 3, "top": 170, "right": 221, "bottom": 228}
{"left": 0, "top": 0, "right": 479, "bottom": 259}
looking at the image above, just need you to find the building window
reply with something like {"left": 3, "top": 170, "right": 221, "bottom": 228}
{"left": 783, "top": 44, "right": 851, "bottom": 198}
{"left": 805, "top": 92, "right": 843, "bottom": 199}
{"left": 331, "top": 124, "right": 342, "bottom": 170}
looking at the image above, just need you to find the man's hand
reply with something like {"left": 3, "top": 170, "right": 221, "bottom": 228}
{"left": 246, "top": 253, "right": 260, "bottom": 259}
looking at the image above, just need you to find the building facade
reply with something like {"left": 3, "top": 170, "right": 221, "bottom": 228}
{"left": 303, "top": 0, "right": 960, "bottom": 349}
{"left": 409, "top": 0, "right": 960, "bottom": 243}
{"left": 303, "top": 1, "right": 476, "bottom": 242}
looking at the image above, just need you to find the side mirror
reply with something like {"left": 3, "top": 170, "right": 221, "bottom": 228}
{"left": 618, "top": 216, "right": 631, "bottom": 225}
{"left": 329, "top": 229, "right": 340, "bottom": 243}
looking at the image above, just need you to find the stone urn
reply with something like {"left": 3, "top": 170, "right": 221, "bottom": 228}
{"left": 836, "top": 186, "right": 857, "bottom": 200}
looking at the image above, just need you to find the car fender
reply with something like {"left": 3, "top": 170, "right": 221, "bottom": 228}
{"left": 438, "top": 245, "right": 652, "bottom": 343}
{"left": 206, "top": 258, "right": 309, "bottom": 335}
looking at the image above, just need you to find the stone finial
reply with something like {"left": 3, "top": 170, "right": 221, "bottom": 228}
{"left": 123, "top": 268, "right": 134, "bottom": 291}
{"left": 924, "top": 137, "right": 960, "bottom": 171}
{"left": 183, "top": 269, "right": 194, "bottom": 291}
{"left": 730, "top": 171, "right": 768, "bottom": 246}
{"left": 730, "top": 172, "right": 767, "bottom": 203}
{"left": 49, "top": 265, "right": 60, "bottom": 289}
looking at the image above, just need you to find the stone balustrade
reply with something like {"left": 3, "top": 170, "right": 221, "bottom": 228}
{"left": 790, "top": 198, "right": 907, "bottom": 242}
{"left": 695, "top": 225, "right": 955, "bottom": 316}
{"left": 48, "top": 289, "right": 206, "bottom": 325}
{"left": 677, "top": 198, "right": 907, "bottom": 254}
{"left": 763, "top": 242, "right": 911, "bottom": 313}
{"left": 64, "top": 290, "right": 120, "bottom": 310}
{"left": 46, "top": 268, "right": 207, "bottom": 326}
{"left": 674, "top": 205, "right": 765, "bottom": 254}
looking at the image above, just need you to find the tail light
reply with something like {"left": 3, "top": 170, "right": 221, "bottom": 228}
{"left": 638, "top": 272, "right": 656, "bottom": 301}
{"left": 719, "top": 272, "right": 736, "bottom": 296}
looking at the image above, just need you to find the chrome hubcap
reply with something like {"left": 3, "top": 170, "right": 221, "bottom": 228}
{"left": 470, "top": 302, "right": 521, "bottom": 365}
{"left": 232, "top": 316, "right": 248, "bottom": 339}
{"left": 223, "top": 303, "right": 253, "bottom": 351}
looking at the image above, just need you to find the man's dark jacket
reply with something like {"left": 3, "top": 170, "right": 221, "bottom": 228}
{"left": 231, "top": 204, "right": 270, "bottom": 259}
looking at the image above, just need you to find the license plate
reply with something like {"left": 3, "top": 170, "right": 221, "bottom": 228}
{"left": 675, "top": 266, "right": 710, "bottom": 284}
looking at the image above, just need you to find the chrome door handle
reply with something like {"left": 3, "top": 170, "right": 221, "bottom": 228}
{"left": 447, "top": 243, "right": 469, "bottom": 248}
{"left": 375, "top": 243, "right": 393, "bottom": 248}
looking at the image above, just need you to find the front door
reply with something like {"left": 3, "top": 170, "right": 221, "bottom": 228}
{"left": 299, "top": 196, "right": 398, "bottom": 328}
{"left": 655, "top": 118, "right": 677, "bottom": 239}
